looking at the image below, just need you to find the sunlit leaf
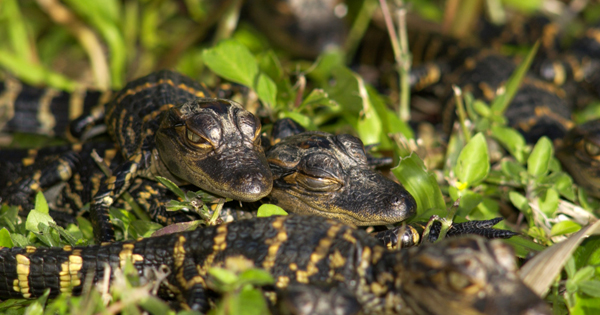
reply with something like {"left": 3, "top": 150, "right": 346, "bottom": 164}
{"left": 0, "top": 228, "right": 13, "bottom": 248}
{"left": 527, "top": 136, "right": 553, "bottom": 178}
{"left": 34, "top": 191, "right": 49, "bottom": 214}
{"left": 551, "top": 221, "right": 582, "bottom": 237}
{"left": 392, "top": 153, "right": 445, "bottom": 217}
{"left": 256, "top": 204, "right": 288, "bottom": 217}
{"left": 202, "top": 39, "right": 258, "bottom": 87}
{"left": 454, "top": 133, "right": 490, "bottom": 186}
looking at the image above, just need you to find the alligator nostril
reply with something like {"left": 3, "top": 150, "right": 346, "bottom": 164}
{"left": 391, "top": 195, "right": 402, "bottom": 206}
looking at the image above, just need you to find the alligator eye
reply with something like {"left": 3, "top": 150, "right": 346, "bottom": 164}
{"left": 296, "top": 173, "right": 342, "bottom": 192}
{"left": 186, "top": 128, "right": 209, "bottom": 145}
{"left": 585, "top": 141, "right": 600, "bottom": 157}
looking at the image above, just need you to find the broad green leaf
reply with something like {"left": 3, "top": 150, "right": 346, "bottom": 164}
{"left": 255, "top": 73, "right": 277, "bottom": 108}
{"left": 0, "top": 228, "right": 13, "bottom": 248}
{"left": 509, "top": 191, "right": 530, "bottom": 212}
{"left": 257, "top": 50, "right": 283, "bottom": 82}
{"left": 491, "top": 126, "right": 527, "bottom": 163}
{"left": 551, "top": 221, "right": 582, "bottom": 237}
{"left": 208, "top": 267, "right": 238, "bottom": 286}
{"left": 539, "top": 188, "right": 559, "bottom": 217}
{"left": 579, "top": 281, "right": 600, "bottom": 297}
{"left": 238, "top": 269, "right": 275, "bottom": 286}
{"left": 279, "top": 111, "right": 317, "bottom": 130}
{"left": 202, "top": 39, "right": 258, "bottom": 87}
{"left": 472, "top": 100, "right": 491, "bottom": 117}
{"left": 454, "top": 133, "right": 490, "bottom": 186}
{"left": 10, "top": 233, "right": 29, "bottom": 248}
{"left": 392, "top": 153, "right": 445, "bottom": 216}
{"left": 527, "top": 136, "right": 553, "bottom": 177}
{"left": 232, "top": 285, "right": 270, "bottom": 315}
{"left": 76, "top": 217, "right": 94, "bottom": 241}
{"left": 34, "top": 192, "right": 49, "bottom": 214}
{"left": 490, "top": 41, "right": 539, "bottom": 114}
{"left": 454, "top": 190, "right": 483, "bottom": 217}
{"left": 308, "top": 49, "right": 345, "bottom": 85}
{"left": 571, "top": 266, "right": 595, "bottom": 285}
{"left": 570, "top": 292, "right": 600, "bottom": 314}
{"left": 256, "top": 204, "right": 288, "bottom": 217}
{"left": 469, "top": 198, "right": 500, "bottom": 220}
{"left": 25, "top": 210, "right": 55, "bottom": 233}
{"left": 155, "top": 176, "right": 185, "bottom": 199}
{"left": 325, "top": 66, "right": 364, "bottom": 114}
{"left": 553, "top": 173, "right": 576, "bottom": 201}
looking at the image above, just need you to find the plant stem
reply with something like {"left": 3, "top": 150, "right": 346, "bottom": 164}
{"left": 453, "top": 85, "right": 471, "bottom": 143}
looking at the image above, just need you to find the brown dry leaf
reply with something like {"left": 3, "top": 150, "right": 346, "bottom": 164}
{"left": 519, "top": 219, "right": 600, "bottom": 296}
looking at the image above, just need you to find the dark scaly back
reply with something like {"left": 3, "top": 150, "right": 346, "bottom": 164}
{"left": 105, "top": 70, "right": 212, "bottom": 160}
{"left": 0, "top": 75, "right": 110, "bottom": 137}
{"left": 0, "top": 215, "right": 550, "bottom": 314}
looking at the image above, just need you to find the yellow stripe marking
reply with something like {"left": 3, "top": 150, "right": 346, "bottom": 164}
{"left": 59, "top": 254, "right": 84, "bottom": 293}
{"left": 38, "top": 89, "right": 59, "bottom": 134}
{"left": 262, "top": 217, "right": 288, "bottom": 270}
{"left": 119, "top": 243, "right": 144, "bottom": 269}
{"left": 15, "top": 254, "right": 31, "bottom": 298}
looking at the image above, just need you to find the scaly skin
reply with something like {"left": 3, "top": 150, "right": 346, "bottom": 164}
{"left": 0, "top": 215, "right": 549, "bottom": 315}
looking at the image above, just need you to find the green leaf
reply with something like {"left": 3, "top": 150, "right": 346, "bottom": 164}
{"left": 551, "top": 221, "right": 582, "bottom": 237}
{"left": 455, "top": 190, "right": 483, "bottom": 217}
{"left": 34, "top": 192, "right": 49, "bottom": 214}
{"left": 256, "top": 204, "right": 288, "bottom": 217}
{"left": 539, "top": 188, "right": 559, "bottom": 217}
{"left": 238, "top": 269, "right": 274, "bottom": 286}
{"left": 509, "top": 191, "right": 530, "bottom": 212}
{"left": 502, "top": 236, "right": 546, "bottom": 258}
{"left": 155, "top": 176, "right": 186, "bottom": 199}
{"left": 454, "top": 133, "right": 490, "bottom": 186}
{"left": 280, "top": 111, "right": 317, "bottom": 130}
{"left": 76, "top": 217, "right": 94, "bottom": 241}
{"left": 209, "top": 267, "right": 238, "bottom": 286}
{"left": 48, "top": 222, "right": 78, "bottom": 247}
{"left": 392, "top": 153, "right": 446, "bottom": 216}
{"left": 0, "top": 228, "right": 14, "bottom": 248}
{"left": 579, "top": 281, "right": 600, "bottom": 297}
{"left": 255, "top": 73, "right": 277, "bottom": 108}
{"left": 571, "top": 266, "right": 595, "bottom": 285}
{"left": 139, "top": 296, "right": 172, "bottom": 315}
{"left": 490, "top": 41, "right": 539, "bottom": 114}
{"left": 472, "top": 100, "right": 491, "bottom": 117}
{"left": 527, "top": 136, "right": 553, "bottom": 177}
{"left": 553, "top": 173, "right": 576, "bottom": 202}
{"left": 26, "top": 210, "right": 56, "bottom": 234}
{"left": 491, "top": 126, "right": 527, "bottom": 163}
{"left": 202, "top": 39, "right": 258, "bottom": 87}
{"left": 299, "top": 89, "right": 339, "bottom": 111}
{"left": 232, "top": 285, "right": 270, "bottom": 315}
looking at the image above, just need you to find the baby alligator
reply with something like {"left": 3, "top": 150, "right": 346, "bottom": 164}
{"left": 0, "top": 215, "right": 549, "bottom": 315}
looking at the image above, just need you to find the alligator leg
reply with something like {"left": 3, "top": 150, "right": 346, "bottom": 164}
{"left": 91, "top": 157, "right": 141, "bottom": 243}
{"left": 372, "top": 218, "right": 518, "bottom": 249}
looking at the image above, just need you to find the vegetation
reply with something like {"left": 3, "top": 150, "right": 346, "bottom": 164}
{"left": 1, "top": 0, "right": 600, "bottom": 314}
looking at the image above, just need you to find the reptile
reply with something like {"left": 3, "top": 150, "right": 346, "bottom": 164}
{"left": 1, "top": 116, "right": 517, "bottom": 248}
{"left": 0, "top": 215, "right": 550, "bottom": 315}
{"left": 0, "top": 74, "right": 111, "bottom": 139}
{"left": 59, "top": 70, "right": 273, "bottom": 243}
{"left": 556, "top": 119, "right": 600, "bottom": 199}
